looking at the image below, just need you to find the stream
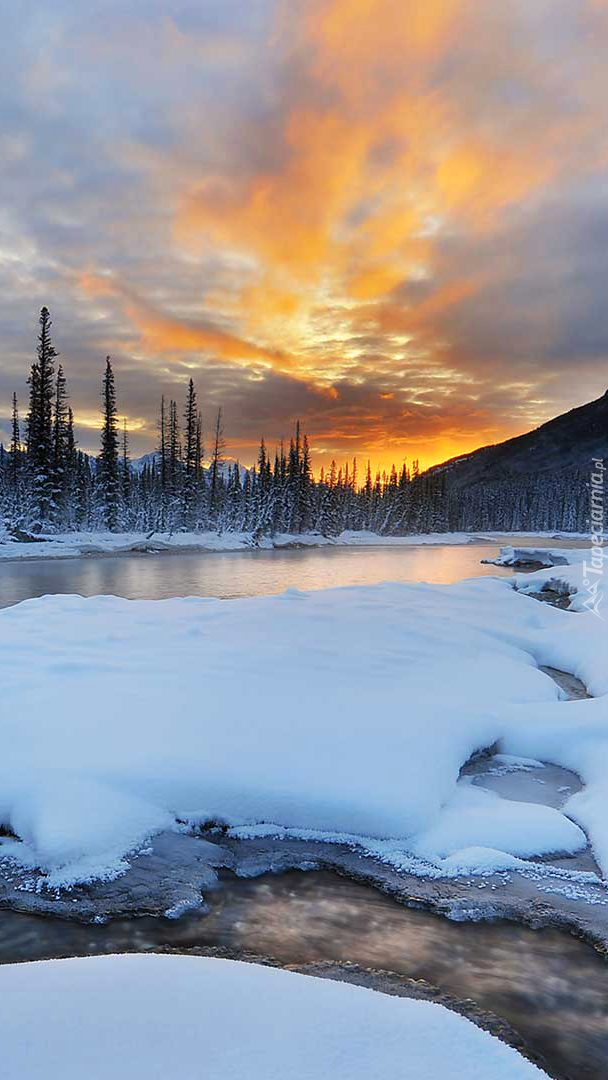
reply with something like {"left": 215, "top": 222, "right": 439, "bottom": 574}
{"left": 1, "top": 870, "right": 606, "bottom": 1080}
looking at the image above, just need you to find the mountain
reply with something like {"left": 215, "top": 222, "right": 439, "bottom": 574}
{"left": 428, "top": 388, "right": 608, "bottom": 489}
{"left": 130, "top": 452, "right": 249, "bottom": 480}
{"left": 130, "top": 451, "right": 159, "bottom": 475}
{"left": 418, "top": 388, "right": 608, "bottom": 534}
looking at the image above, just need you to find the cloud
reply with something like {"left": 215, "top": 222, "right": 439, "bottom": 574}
{"left": 76, "top": 270, "right": 294, "bottom": 371}
{"left": 1, "top": 0, "right": 608, "bottom": 470}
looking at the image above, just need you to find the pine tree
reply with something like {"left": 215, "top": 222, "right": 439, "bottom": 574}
{"left": 209, "top": 406, "right": 225, "bottom": 517}
{"left": 195, "top": 413, "right": 203, "bottom": 487}
{"left": 98, "top": 356, "right": 120, "bottom": 530}
{"left": 182, "top": 379, "right": 198, "bottom": 528}
{"left": 121, "top": 418, "right": 131, "bottom": 526}
{"left": 52, "top": 363, "right": 70, "bottom": 523}
{"left": 52, "top": 365, "right": 69, "bottom": 468}
{"left": 167, "top": 399, "right": 181, "bottom": 531}
{"left": 63, "top": 407, "right": 77, "bottom": 527}
{"left": 9, "top": 393, "right": 20, "bottom": 494}
{"left": 299, "top": 433, "right": 312, "bottom": 532}
{"left": 73, "top": 451, "right": 91, "bottom": 528}
{"left": 27, "top": 306, "right": 57, "bottom": 529}
{"left": 157, "top": 396, "right": 168, "bottom": 530}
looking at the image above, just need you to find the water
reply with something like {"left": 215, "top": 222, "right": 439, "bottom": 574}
{"left": 0, "top": 541, "right": 515, "bottom": 608}
{"left": 1, "top": 871, "right": 606, "bottom": 1080}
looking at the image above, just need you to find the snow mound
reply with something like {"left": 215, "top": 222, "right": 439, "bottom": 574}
{"left": 442, "top": 847, "right": 529, "bottom": 873}
{"left": 0, "top": 577, "right": 607, "bottom": 885}
{"left": 489, "top": 546, "right": 577, "bottom": 568}
{"left": 410, "top": 785, "right": 586, "bottom": 863}
{"left": 0, "top": 954, "right": 549, "bottom": 1079}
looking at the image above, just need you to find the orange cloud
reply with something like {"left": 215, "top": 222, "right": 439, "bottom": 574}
{"left": 77, "top": 270, "right": 294, "bottom": 371}
{"left": 67, "top": 2, "right": 608, "bottom": 467}
{"left": 173, "top": 0, "right": 603, "bottom": 393}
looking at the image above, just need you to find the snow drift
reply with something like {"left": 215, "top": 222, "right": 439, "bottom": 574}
{"left": 1, "top": 574, "right": 606, "bottom": 887}
{"left": 0, "top": 954, "right": 549, "bottom": 1079}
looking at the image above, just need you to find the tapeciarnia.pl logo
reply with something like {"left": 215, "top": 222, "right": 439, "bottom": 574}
{"left": 582, "top": 458, "right": 605, "bottom": 619}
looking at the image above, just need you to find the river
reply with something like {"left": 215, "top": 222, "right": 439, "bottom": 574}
{"left": 0, "top": 540, "right": 516, "bottom": 608}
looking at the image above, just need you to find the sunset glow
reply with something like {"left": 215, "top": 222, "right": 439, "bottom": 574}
{"left": 1, "top": 1, "right": 608, "bottom": 470}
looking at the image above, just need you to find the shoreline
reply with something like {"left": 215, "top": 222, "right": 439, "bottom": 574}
{"left": 0, "top": 529, "right": 590, "bottom": 565}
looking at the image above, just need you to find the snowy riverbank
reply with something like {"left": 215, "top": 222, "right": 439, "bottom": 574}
{"left": 0, "top": 527, "right": 590, "bottom": 561}
{"left": 488, "top": 544, "right": 608, "bottom": 616}
{"left": 1, "top": 574, "right": 607, "bottom": 900}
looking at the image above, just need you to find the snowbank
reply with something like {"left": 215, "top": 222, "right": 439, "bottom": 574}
{"left": 482, "top": 548, "right": 608, "bottom": 874}
{"left": 484, "top": 543, "right": 608, "bottom": 617}
{"left": 2, "top": 576, "right": 607, "bottom": 886}
{"left": 488, "top": 546, "right": 581, "bottom": 567}
{"left": 0, "top": 528, "right": 480, "bottom": 561}
{"left": 516, "top": 561, "right": 608, "bottom": 616}
{"left": 0, "top": 954, "right": 548, "bottom": 1079}
{"left": 409, "top": 784, "right": 585, "bottom": 862}
{"left": 490, "top": 544, "right": 608, "bottom": 618}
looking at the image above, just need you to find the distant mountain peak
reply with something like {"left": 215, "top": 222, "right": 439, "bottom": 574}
{"left": 130, "top": 453, "right": 249, "bottom": 479}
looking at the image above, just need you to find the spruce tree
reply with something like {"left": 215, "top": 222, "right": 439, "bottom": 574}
{"left": 182, "top": 379, "right": 198, "bottom": 528}
{"left": 209, "top": 406, "right": 225, "bottom": 517}
{"left": 299, "top": 433, "right": 312, "bottom": 532}
{"left": 157, "top": 396, "right": 168, "bottom": 530}
{"left": 98, "top": 356, "right": 120, "bottom": 530}
{"left": 9, "top": 393, "right": 20, "bottom": 494}
{"left": 66, "top": 407, "right": 76, "bottom": 468}
{"left": 121, "top": 418, "right": 131, "bottom": 527}
{"left": 52, "top": 363, "right": 70, "bottom": 524}
{"left": 27, "top": 306, "right": 57, "bottom": 529}
{"left": 167, "top": 399, "right": 181, "bottom": 531}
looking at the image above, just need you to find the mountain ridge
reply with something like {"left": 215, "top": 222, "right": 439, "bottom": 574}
{"left": 427, "top": 388, "right": 608, "bottom": 487}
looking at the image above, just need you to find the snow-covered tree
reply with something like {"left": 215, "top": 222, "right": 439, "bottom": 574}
{"left": 97, "top": 357, "right": 120, "bottom": 531}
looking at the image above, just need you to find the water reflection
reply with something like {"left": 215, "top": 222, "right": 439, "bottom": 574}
{"left": 1, "top": 871, "right": 606, "bottom": 1080}
{"left": 0, "top": 543, "right": 515, "bottom": 608}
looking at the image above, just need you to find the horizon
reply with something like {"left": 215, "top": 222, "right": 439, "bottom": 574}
{"left": 2, "top": 309, "right": 605, "bottom": 478}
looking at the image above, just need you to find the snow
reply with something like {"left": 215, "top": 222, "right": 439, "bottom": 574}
{"left": 0, "top": 528, "right": 480, "bottom": 560}
{"left": 0, "top": 954, "right": 549, "bottom": 1079}
{"left": 484, "top": 543, "right": 608, "bottom": 621}
{"left": 485, "top": 543, "right": 608, "bottom": 620}
{"left": 488, "top": 545, "right": 578, "bottom": 567}
{"left": 492, "top": 753, "right": 546, "bottom": 769}
{"left": 516, "top": 559, "right": 608, "bottom": 617}
{"left": 409, "top": 784, "right": 585, "bottom": 863}
{"left": 1, "top": 572, "right": 607, "bottom": 887}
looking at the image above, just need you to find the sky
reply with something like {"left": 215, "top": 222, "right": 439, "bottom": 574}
{"left": 1, "top": 0, "right": 608, "bottom": 471}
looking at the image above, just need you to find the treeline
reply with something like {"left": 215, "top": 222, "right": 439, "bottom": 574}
{"left": 442, "top": 465, "right": 591, "bottom": 534}
{"left": 0, "top": 307, "right": 436, "bottom": 537}
{"left": 0, "top": 307, "right": 591, "bottom": 538}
